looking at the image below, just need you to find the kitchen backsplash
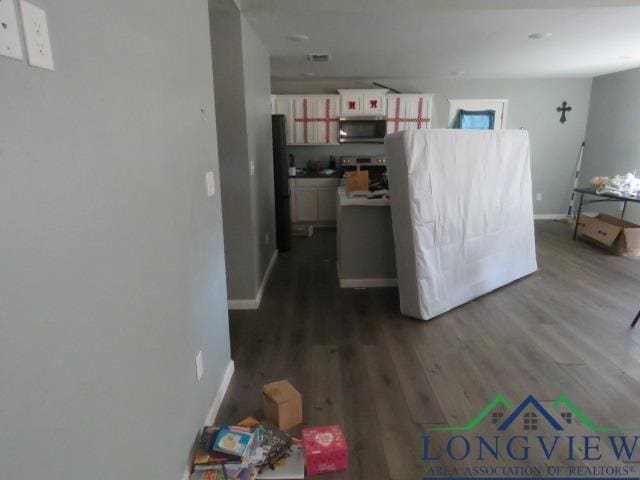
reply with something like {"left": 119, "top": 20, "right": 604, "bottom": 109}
{"left": 288, "top": 143, "right": 385, "bottom": 169}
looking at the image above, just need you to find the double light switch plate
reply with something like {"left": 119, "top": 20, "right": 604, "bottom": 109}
{"left": 0, "top": 0, "right": 23, "bottom": 60}
{"left": 20, "top": 0, "right": 54, "bottom": 70}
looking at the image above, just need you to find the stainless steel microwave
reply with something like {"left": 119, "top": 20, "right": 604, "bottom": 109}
{"left": 338, "top": 117, "right": 387, "bottom": 143}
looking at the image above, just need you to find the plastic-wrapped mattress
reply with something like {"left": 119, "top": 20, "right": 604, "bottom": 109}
{"left": 385, "top": 129, "right": 537, "bottom": 320}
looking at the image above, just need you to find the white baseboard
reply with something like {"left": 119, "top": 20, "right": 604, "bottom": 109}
{"left": 204, "top": 360, "right": 235, "bottom": 425}
{"left": 227, "top": 250, "right": 278, "bottom": 310}
{"left": 180, "top": 360, "right": 235, "bottom": 480}
{"left": 227, "top": 297, "right": 261, "bottom": 310}
{"left": 339, "top": 277, "right": 398, "bottom": 288}
{"left": 337, "top": 261, "right": 397, "bottom": 288}
{"left": 534, "top": 214, "right": 568, "bottom": 220}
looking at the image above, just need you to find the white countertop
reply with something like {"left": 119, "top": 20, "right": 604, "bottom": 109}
{"left": 338, "top": 187, "right": 391, "bottom": 207}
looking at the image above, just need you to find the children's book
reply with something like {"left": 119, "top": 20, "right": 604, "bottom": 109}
{"left": 190, "top": 470, "right": 227, "bottom": 480}
{"left": 237, "top": 416, "right": 261, "bottom": 428}
{"left": 213, "top": 426, "right": 254, "bottom": 458}
{"left": 243, "top": 425, "right": 268, "bottom": 466}
{"left": 259, "top": 422, "right": 292, "bottom": 467}
{"left": 193, "top": 426, "right": 241, "bottom": 467}
{"left": 256, "top": 445, "right": 304, "bottom": 479}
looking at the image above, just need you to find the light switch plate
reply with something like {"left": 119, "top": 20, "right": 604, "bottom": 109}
{"left": 205, "top": 171, "right": 215, "bottom": 197}
{"left": 0, "top": 0, "right": 23, "bottom": 60}
{"left": 20, "top": 0, "right": 54, "bottom": 70}
{"left": 195, "top": 350, "right": 204, "bottom": 382}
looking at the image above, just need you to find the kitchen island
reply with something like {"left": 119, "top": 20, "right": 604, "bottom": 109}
{"left": 336, "top": 187, "right": 397, "bottom": 288}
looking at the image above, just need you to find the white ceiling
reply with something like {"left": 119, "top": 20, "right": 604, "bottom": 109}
{"left": 235, "top": 0, "right": 640, "bottom": 80}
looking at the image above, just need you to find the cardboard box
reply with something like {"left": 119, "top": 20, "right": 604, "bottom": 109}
{"left": 262, "top": 380, "right": 302, "bottom": 431}
{"left": 345, "top": 169, "right": 369, "bottom": 197}
{"left": 292, "top": 224, "right": 314, "bottom": 237}
{"left": 577, "top": 213, "right": 640, "bottom": 256}
{"left": 302, "top": 425, "right": 348, "bottom": 476}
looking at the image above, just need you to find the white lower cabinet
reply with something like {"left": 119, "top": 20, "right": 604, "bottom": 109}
{"left": 317, "top": 187, "right": 338, "bottom": 222}
{"left": 290, "top": 178, "right": 339, "bottom": 225}
{"left": 295, "top": 188, "right": 319, "bottom": 222}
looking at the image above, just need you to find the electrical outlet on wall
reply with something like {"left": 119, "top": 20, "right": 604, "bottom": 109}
{"left": 536, "top": 193, "right": 542, "bottom": 201}
{"left": 20, "top": 0, "right": 54, "bottom": 70}
{"left": 195, "top": 350, "right": 204, "bottom": 382}
{"left": 0, "top": 0, "right": 23, "bottom": 60}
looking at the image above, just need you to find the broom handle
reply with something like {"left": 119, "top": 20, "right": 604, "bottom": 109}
{"left": 567, "top": 141, "right": 585, "bottom": 218}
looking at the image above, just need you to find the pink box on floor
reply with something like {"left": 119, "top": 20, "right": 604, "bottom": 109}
{"left": 302, "top": 425, "right": 348, "bottom": 476}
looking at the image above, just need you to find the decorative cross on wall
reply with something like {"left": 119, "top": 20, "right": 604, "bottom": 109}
{"left": 557, "top": 101, "right": 572, "bottom": 124}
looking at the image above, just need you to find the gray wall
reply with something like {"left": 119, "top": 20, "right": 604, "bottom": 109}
{"left": 274, "top": 78, "right": 593, "bottom": 215}
{"left": 241, "top": 16, "right": 277, "bottom": 289}
{"left": 211, "top": 7, "right": 257, "bottom": 299}
{"left": 580, "top": 67, "right": 640, "bottom": 223}
{"left": 211, "top": 5, "right": 276, "bottom": 301}
{"left": 0, "top": 1, "right": 231, "bottom": 478}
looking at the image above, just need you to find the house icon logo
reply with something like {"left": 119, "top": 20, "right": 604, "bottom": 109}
{"left": 429, "top": 394, "right": 624, "bottom": 433}
{"left": 496, "top": 394, "right": 563, "bottom": 431}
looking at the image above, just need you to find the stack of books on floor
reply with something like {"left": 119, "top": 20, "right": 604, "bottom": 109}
{"left": 191, "top": 417, "right": 304, "bottom": 480}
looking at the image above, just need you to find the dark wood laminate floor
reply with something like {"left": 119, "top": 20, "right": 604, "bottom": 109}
{"left": 216, "top": 221, "right": 640, "bottom": 480}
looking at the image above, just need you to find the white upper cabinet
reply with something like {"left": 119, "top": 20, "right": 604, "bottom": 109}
{"left": 272, "top": 92, "right": 435, "bottom": 144}
{"left": 338, "top": 89, "right": 388, "bottom": 117}
{"left": 271, "top": 95, "right": 296, "bottom": 144}
{"left": 272, "top": 95, "right": 339, "bottom": 145}
{"left": 386, "top": 94, "right": 434, "bottom": 134}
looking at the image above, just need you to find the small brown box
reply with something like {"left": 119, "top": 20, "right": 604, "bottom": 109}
{"left": 262, "top": 380, "right": 302, "bottom": 431}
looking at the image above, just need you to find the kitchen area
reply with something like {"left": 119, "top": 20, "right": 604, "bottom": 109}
{"left": 271, "top": 89, "right": 433, "bottom": 287}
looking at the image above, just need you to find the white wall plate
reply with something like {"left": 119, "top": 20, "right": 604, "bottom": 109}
{"left": 195, "top": 351, "right": 204, "bottom": 382}
{"left": 20, "top": 0, "right": 54, "bottom": 70}
{"left": 205, "top": 171, "right": 215, "bottom": 197}
{"left": 0, "top": 0, "right": 24, "bottom": 60}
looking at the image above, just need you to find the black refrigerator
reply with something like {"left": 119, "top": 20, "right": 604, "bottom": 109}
{"left": 272, "top": 115, "right": 291, "bottom": 252}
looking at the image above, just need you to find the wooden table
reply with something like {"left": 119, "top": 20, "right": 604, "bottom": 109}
{"left": 572, "top": 187, "right": 640, "bottom": 328}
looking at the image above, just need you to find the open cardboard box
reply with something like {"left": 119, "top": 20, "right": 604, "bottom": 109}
{"left": 577, "top": 213, "right": 640, "bottom": 256}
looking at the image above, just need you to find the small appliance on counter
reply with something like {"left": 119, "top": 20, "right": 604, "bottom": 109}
{"left": 288, "top": 153, "right": 297, "bottom": 176}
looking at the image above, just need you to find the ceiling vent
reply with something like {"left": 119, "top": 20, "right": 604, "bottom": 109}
{"left": 307, "top": 53, "right": 330, "bottom": 62}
